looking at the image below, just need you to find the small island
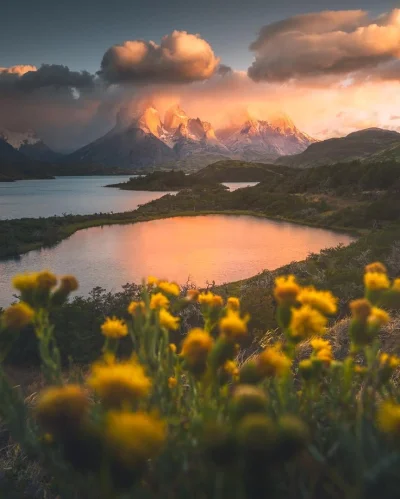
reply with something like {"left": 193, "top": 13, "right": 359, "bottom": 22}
{"left": 105, "top": 170, "right": 224, "bottom": 191}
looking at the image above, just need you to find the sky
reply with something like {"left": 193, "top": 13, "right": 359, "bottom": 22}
{"left": 1, "top": 0, "right": 400, "bottom": 151}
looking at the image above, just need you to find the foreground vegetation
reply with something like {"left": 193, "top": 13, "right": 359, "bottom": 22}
{"left": 1, "top": 265, "right": 400, "bottom": 498}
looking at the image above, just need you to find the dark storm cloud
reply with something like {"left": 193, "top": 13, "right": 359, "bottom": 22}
{"left": 248, "top": 9, "right": 400, "bottom": 82}
{"left": 0, "top": 64, "right": 95, "bottom": 93}
{"left": 99, "top": 30, "right": 219, "bottom": 84}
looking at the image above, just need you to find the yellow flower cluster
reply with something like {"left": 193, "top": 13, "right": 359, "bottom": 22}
{"left": 290, "top": 305, "right": 327, "bottom": 341}
{"left": 274, "top": 275, "right": 300, "bottom": 305}
{"left": 101, "top": 317, "right": 128, "bottom": 339}
{"left": 219, "top": 309, "right": 249, "bottom": 340}
{"left": 181, "top": 328, "right": 214, "bottom": 371}
{"left": 105, "top": 411, "right": 166, "bottom": 467}
{"left": 257, "top": 345, "right": 291, "bottom": 378}
{"left": 297, "top": 287, "right": 337, "bottom": 315}
{"left": 377, "top": 402, "right": 400, "bottom": 435}
{"left": 87, "top": 358, "right": 151, "bottom": 408}
{"left": 198, "top": 291, "right": 224, "bottom": 308}
{"left": 128, "top": 300, "right": 145, "bottom": 316}
{"left": 157, "top": 280, "right": 180, "bottom": 297}
{"left": 2, "top": 302, "right": 35, "bottom": 330}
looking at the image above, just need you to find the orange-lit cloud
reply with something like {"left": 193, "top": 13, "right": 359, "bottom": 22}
{"left": 99, "top": 30, "right": 219, "bottom": 84}
{"left": 1, "top": 11, "right": 400, "bottom": 151}
{"left": 248, "top": 9, "right": 400, "bottom": 83}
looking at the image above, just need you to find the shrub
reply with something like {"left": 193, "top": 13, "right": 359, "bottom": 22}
{"left": 1, "top": 265, "right": 400, "bottom": 498}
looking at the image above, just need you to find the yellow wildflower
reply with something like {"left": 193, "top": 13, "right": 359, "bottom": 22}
{"left": 150, "top": 292, "right": 169, "bottom": 310}
{"left": 289, "top": 305, "right": 327, "bottom": 340}
{"left": 12, "top": 272, "right": 39, "bottom": 292}
{"left": 101, "top": 317, "right": 128, "bottom": 338}
{"left": 168, "top": 377, "right": 177, "bottom": 388}
{"left": 315, "top": 347, "right": 333, "bottom": 364}
{"left": 159, "top": 308, "right": 180, "bottom": 330}
{"left": 219, "top": 309, "right": 249, "bottom": 340}
{"left": 2, "top": 302, "right": 34, "bottom": 329}
{"left": 365, "top": 262, "right": 387, "bottom": 274}
{"left": 368, "top": 307, "right": 390, "bottom": 328}
{"left": 198, "top": 292, "right": 223, "bottom": 307}
{"left": 227, "top": 297, "right": 240, "bottom": 311}
{"left": 36, "top": 385, "right": 89, "bottom": 434}
{"left": 310, "top": 338, "right": 331, "bottom": 352}
{"left": 181, "top": 328, "right": 214, "bottom": 369}
{"left": 128, "top": 300, "right": 145, "bottom": 316}
{"left": 274, "top": 275, "right": 300, "bottom": 305}
{"left": 105, "top": 411, "right": 166, "bottom": 467}
{"left": 87, "top": 359, "right": 151, "bottom": 408}
{"left": 158, "top": 281, "right": 180, "bottom": 296}
{"left": 59, "top": 275, "right": 79, "bottom": 293}
{"left": 257, "top": 345, "right": 291, "bottom": 377}
{"left": 354, "top": 365, "right": 368, "bottom": 374}
{"left": 36, "top": 270, "right": 57, "bottom": 290}
{"left": 223, "top": 360, "right": 239, "bottom": 376}
{"left": 377, "top": 401, "right": 400, "bottom": 435}
{"left": 364, "top": 272, "right": 390, "bottom": 291}
{"left": 169, "top": 343, "right": 177, "bottom": 353}
{"left": 380, "top": 353, "right": 400, "bottom": 369}
{"left": 350, "top": 299, "right": 372, "bottom": 321}
{"left": 147, "top": 276, "right": 159, "bottom": 286}
{"left": 297, "top": 287, "right": 337, "bottom": 315}
{"left": 393, "top": 279, "right": 400, "bottom": 292}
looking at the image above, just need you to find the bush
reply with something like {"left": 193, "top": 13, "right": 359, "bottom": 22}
{"left": 1, "top": 265, "right": 400, "bottom": 498}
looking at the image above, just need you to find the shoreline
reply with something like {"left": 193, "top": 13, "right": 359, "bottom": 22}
{"left": 1, "top": 208, "right": 362, "bottom": 261}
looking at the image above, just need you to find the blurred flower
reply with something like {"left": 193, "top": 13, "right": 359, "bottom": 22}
{"left": 2, "top": 302, "right": 34, "bottom": 329}
{"left": 169, "top": 343, "right": 177, "bottom": 353}
{"left": 368, "top": 307, "right": 390, "bottom": 328}
{"left": 150, "top": 293, "right": 169, "bottom": 310}
{"left": 36, "top": 385, "right": 89, "bottom": 435}
{"left": 198, "top": 292, "right": 223, "bottom": 307}
{"left": 168, "top": 377, "right": 177, "bottom": 388}
{"left": 223, "top": 360, "right": 239, "bottom": 376}
{"left": 12, "top": 272, "right": 39, "bottom": 293}
{"left": 289, "top": 305, "right": 327, "bottom": 341}
{"left": 227, "top": 297, "right": 240, "bottom": 311}
{"left": 298, "top": 359, "right": 314, "bottom": 380}
{"left": 147, "top": 276, "right": 159, "bottom": 286}
{"left": 380, "top": 353, "right": 400, "bottom": 369}
{"left": 365, "top": 262, "right": 387, "bottom": 274}
{"left": 101, "top": 317, "right": 128, "bottom": 338}
{"left": 393, "top": 279, "right": 400, "bottom": 292}
{"left": 105, "top": 411, "right": 166, "bottom": 467}
{"left": 181, "top": 328, "right": 213, "bottom": 372}
{"left": 257, "top": 345, "right": 291, "bottom": 377}
{"left": 310, "top": 338, "right": 330, "bottom": 351}
{"left": 88, "top": 359, "right": 151, "bottom": 408}
{"left": 59, "top": 275, "right": 79, "bottom": 293}
{"left": 237, "top": 414, "right": 278, "bottom": 459}
{"left": 232, "top": 385, "right": 268, "bottom": 422}
{"left": 36, "top": 270, "right": 57, "bottom": 290}
{"left": 297, "top": 287, "right": 337, "bottom": 315}
{"left": 364, "top": 272, "right": 390, "bottom": 291}
{"left": 158, "top": 281, "right": 180, "bottom": 296}
{"left": 219, "top": 309, "right": 249, "bottom": 340}
{"left": 350, "top": 299, "right": 372, "bottom": 321}
{"left": 377, "top": 401, "right": 400, "bottom": 435}
{"left": 274, "top": 275, "right": 300, "bottom": 305}
{"left": 128, "top": 300, "right": 146, "bottom": 316}
{"left": 159, "top": 309, "right": 180, "bottom": 330}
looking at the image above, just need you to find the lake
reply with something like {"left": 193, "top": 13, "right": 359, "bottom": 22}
{"left": 0, "top": 176, "right": 257, "bottom": 220}
{"left": 0, "top": 214, "right": 355, "bottom": 307}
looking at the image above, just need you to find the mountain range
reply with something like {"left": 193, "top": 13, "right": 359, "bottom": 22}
{"left": 2, "top": 108, "right": 400, "bottom": 181}
{"left": 65, "top": 105, "right": 316, "bottom": 170}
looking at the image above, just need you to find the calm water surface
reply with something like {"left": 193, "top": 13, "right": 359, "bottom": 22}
{"left": 0, "top": 176, "right": 255, "bottom": 220}
{"left": 0, "top": 215, "right": 355, "bottom": 306}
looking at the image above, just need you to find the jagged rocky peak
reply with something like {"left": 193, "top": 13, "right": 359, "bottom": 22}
{"left": 164, "top": 104, "right": 189, "bottom": 131}
{"left": 173, "top": 123, "right": 189, "bottom": 139}
{"left": 115, "top": 104, "right": 163, "bottom": 137}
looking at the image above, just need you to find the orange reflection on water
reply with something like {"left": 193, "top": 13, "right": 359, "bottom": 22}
{"left": 1, "top": 215, "right": 355, "bottom": 304}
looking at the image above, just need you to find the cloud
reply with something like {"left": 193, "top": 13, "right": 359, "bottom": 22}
{"left": 391, "top": 115, "right": 400, "bottom": 120}
{"left": 0, "top": 64, "right": 95, "bottom": 93}
{"left": 248, "top": 9, "right": 400, "bottom": 83}
{"left": 99, "top": 30, "right": 219, "bottom": 84}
